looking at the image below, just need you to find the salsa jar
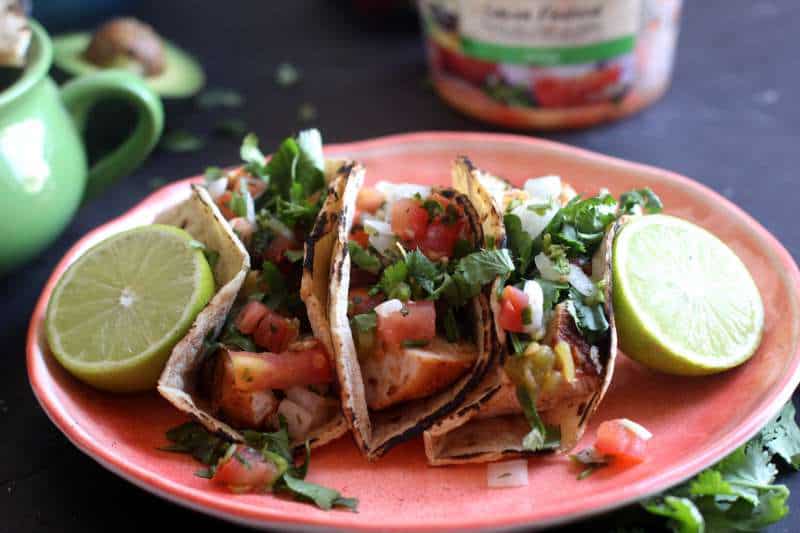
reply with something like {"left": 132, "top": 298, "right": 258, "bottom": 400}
{"left": 418, "top": 0, "right": 683, "bottom": 130}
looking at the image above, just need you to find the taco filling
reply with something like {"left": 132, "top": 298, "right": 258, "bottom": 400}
{"left": 159, "top": 130, "right": 362, "bottom": 448}
{"left": 424, "top": 159, "right": 662, "bottom": 464}
{"left": 331, "top": 180, "right": 513, "bottom": 458}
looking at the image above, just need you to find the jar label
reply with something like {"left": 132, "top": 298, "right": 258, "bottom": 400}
{"left": 459, "top": 0, "right": 641, "bottom": 66}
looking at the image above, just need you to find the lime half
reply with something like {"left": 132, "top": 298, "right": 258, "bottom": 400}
{"left": 46, "top": 225, "right": 214, "bottom": 392}
{"left": 613, "top": 214, "right": 764, "bottom": 375}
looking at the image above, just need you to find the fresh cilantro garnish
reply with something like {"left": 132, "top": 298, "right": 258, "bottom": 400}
{"left": 619, "top": 188, "right": 663, "bottom": 215}
{"left": 348, "top": 241, "right": 382, "bottom": 274}
{"left": 219, "top": 321, "right": 256, "bottom": 352}
{"left": 508, "top": 332, "right": 526, "bottom": 355}
{"left": 260, "top": 260, "right": 288, "bottom": 310}
{"left": 515, "top": 385, "right": 559, "bottom": 452}
{"left": 504, "top": 213, "right": 534, "bottom": 276}
{"left": 422, "top": 199, "right": 443, "bottom": 220}
{"left": 565, "top": 288, "right": 609, "bottom": 344}
{"left": 372, "top": 260, "right": 408, "bottom": 298}
{"left": 204, "top": 166, "right": 224, "bottom": 182}
{"left": 163, "top": 420, "right": 357, "bottom": 512}
{"left": 404, "top": 249, "right": 440, "bottom": 297}
{"left": 635, "top": 401, "right": 800, "bottom": 532}
{"left": 228, "top": 179, "right": 252, "bottom": 218}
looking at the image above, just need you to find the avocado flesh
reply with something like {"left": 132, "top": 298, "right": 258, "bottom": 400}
{"left": 52, "top": 33, "right": 205, "bottom": 98}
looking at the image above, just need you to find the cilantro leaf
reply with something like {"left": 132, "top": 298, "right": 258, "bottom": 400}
{"left": 373, "top": 260, "right": 408, "bottom": 297}
{"left": 761, "top": 402, "right": 800, "bottom": 469}
{"left": 405, "top": 249, "right": 441, "bottom": 297}
{"left": 220, "top": 322, "right": 256, "bottom": 352}
{"left": 162, "top": 422, "right": 231, "bottom": 466}
{"left": 348, "top": 241, "right": 382, "bottom": 274}
{"left": 643, "top": 496, "right": 704, "bottom": 533}
{"left": 240, "top": 133, "right": 267, "bottom": 169}
{"left": 282, "top": 474, "right": 358, "bottom": 511}
{"left": 264, "top": 137, "right": 299, "bottom": 199}
{"left": 441, "top": 249, "right": 515, "bottom": 307}
{"left": 619, "top": 188, "right": 663, "bottom": 215}
{"left": 260, "top": 260, "right": 288, "bottom": 309}
{"left": 565, "top": 288, "right": 609, "bottom": 344}
{"left": 515, "top": 385, "right": 558, "bottom": 452}
{"left": 504, "top": 213, "right": 534, "bottom": 278}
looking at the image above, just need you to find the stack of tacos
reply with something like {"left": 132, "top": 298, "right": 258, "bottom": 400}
{"left": 155, "top": 132, "right": 637, "bottom": 470}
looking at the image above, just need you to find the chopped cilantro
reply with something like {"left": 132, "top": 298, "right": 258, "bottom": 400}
{"left": 619, "top": 188, "right": 663, "bottom": 215}
{"left": 348, "top": 241, "right": 381, "bottom": 274}
{"left": 351, "top": 312, "right": 377, "bottom": 333}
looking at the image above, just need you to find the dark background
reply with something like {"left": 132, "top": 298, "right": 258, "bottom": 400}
{"left": 2, "top": 1, "right": 798, "bottom": 531}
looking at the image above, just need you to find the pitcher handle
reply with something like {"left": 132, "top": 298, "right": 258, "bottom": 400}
{"left": 60, "top": 70, "right": 164, "bottom": 201}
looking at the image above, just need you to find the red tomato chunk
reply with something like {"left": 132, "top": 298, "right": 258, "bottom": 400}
{"left": 595, "top": 419, "right": 648, "bottom": 465}
{"left": 213, "top": 445, "right": 281, "bottom": 493}
{"left": 226, "top": 341, "right": 333, "bottom": 392}
{"left": 377, "top": 300, "right": 436, "bottom": 347}
{"left": 498, "top": 285, "right": 529, "bottom": 333}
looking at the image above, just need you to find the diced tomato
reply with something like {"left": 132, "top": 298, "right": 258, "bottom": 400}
{"left": 215, "top": 191, "right": 236, "bottom": 220}
{"left": 228, "top": 169, "right": 267, "bottom": 199}
{"left": 356, "top": 187, "right": 386, "bottom": 214}
{"left": 213, "top": 445, "right": 281, "bottom": 493}
{"left": 377, "top": 300, "right": 436, "bottom": 347}
{"left": 498, "top": 286, "right": 529, "bottom": 333}
{"left": 349, "top": 228, "right": 370, "bottom": 249}
{"left": 595, "top": 419, "right": 648, "bottom": 465}
{"left": 264, "top": 235, "right": 299, "bottom": 265}
{"left": 253, "top": 308, "right": 299, "bottom": 353}
{"left": 212, "top": 353, "right": 278, "bottom": 428}
{"left": 226, "top": 341, "right": 333, "bottom": 392}
{"left": 436, "top": 43, "right": 497, "bottom": 85}
{"left": 421, "top": 219, "right": 464, "bottom": 260}
{"left": 391, "top": 199, "right": 429, "bottom": 245}
{"left": 348, "top": 287, "right": 385, "bottom": 317}
{"left": 533, "top": 66, "right": 622, "bottom": 108}
{"left": 235, "top": 301, "right": 269, "bottom": 335}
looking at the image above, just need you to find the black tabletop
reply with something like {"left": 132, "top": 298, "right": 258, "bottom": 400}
{"left": 2, "top": 1, "right": 798, "bottom": 532}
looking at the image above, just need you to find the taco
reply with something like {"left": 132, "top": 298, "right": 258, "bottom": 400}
{"left": 328, "top": 179, "right": 514, "bottom": 459}
{"left": 424, "top": 157, "right": 638, "bottom": 465}
{"left": 158, "top": 130, "right": 363, "bottom": 451}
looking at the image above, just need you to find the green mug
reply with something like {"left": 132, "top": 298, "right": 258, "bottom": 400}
{"left": 0, "top": 20, "right": 163, "bottom": 274}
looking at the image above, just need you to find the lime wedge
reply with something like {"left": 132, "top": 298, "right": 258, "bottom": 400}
{"left": 612, "top": 214, "right": 764, "bottom": 375}
{"left": 46, "top": 225, "right": 215, "bottom": 392}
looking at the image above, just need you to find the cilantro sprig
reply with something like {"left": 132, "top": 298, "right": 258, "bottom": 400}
{"left": 162, "top": 420, "right": 358, "bottom": 511}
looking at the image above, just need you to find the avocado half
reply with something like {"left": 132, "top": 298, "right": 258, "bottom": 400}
{"left": 52, "top": 32, "right": 205, "bottom": 98}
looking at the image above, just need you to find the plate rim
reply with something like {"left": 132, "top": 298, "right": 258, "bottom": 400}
{"left": 27, "top": 131, "right": 800, "bottom": 532}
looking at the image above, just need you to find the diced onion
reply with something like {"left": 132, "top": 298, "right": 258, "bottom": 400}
{"left": 618, "top": 419, "right": 653, "bottom": 441}
{"left": 206, "top": 177, "right": 228, "bottom": 199}
{"left": 362, "top": 216, "right": 397, "bottom": 257}
{"left": 568, "top": 265, "right": 596, "bottom": 297}
{"left": 524, "top": 175, "right": 561, "bottom": 200}
{"left": 375, "top": 182, "right": 431, "bottom": 222}
{"left": 487, "top": 459, "right": 529, "bottom": 488}
{"left": 244, "top": 189, "right": 256, "bottom": 224}
{"left": 510, "top": 200, "right": 559, "bottom": 241}
{"left": 534, "top": 253, "right": 568, "bottom": 283}
{"left": 375, "top": 299, "right": 403, "bottom": 318}
{"left": 522, "top": 279, "right": 544, "bottom": 337}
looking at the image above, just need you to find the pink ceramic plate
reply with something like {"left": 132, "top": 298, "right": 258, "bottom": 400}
{"left": 28, "top": 132, "right": 800, "bottom": 531}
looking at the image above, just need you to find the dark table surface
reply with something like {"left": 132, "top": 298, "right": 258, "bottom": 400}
{"left": 2, "top": 1, "right": 799, "bottom": 532}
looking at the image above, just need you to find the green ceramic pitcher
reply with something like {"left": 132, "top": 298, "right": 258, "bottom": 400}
{"left": 0, "top": 20, "right": 163, "bottom": 274}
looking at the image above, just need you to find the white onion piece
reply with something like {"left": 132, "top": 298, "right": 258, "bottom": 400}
{"left": 277, "top": 399, "right": 314, "bottom": 441}
{"left": 487, "top": 459, "right": 529, "bottom": 488}
{"left": 522, "top": 279, "right": 544, "bottom": 337}
{"left": 524, "top": 175, "right": 561, "bottom": 200}
{"left": 510, "top": 200, "right": 559, "bottom": 241}
{"left": 362, "top": 216, "right": 396, "bottom": 257}
{"left": 618, "top": 419, "right": 653, "bottom": 441}
{"left": 244, "top": 189, "right": 256, "bottom": 224}
{"left": 534, "top": 253, "right": 568, "bottom": 283}
{"left": 568, "top": 264, "right": 596, "bottom": 297}
{"left": 206, "top": 177, "right": 228, "bottom": 199}
{"left": 375, "top": 299, "right": 403, "bottom": 317}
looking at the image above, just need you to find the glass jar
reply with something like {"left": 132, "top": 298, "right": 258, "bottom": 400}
{"left": 419, "top": 0, "right": 683, "bottom": 130}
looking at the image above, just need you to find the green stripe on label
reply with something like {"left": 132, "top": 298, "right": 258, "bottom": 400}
{"left": 461, "top": 36, "right": 636, "bottom": 66}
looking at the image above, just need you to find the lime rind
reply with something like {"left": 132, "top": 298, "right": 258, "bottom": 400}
{"left": 45, "top": 225, "right": 214, "bottom": 392}
{"left": 613, "top": 215, "right": 764, "bottom": 375}
{"left": 52, "top": 33, "right": 205, "bottom": 98}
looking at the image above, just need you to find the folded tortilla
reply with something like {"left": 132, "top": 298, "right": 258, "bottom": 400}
{"left": 158, "top": 160, "right": 362, "bottom": 451}
{"left": 424, "top": 158, "right": 620, "bottom": 465}
{"left": 328, "top": 178, "right": 497, "bottom": 460}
